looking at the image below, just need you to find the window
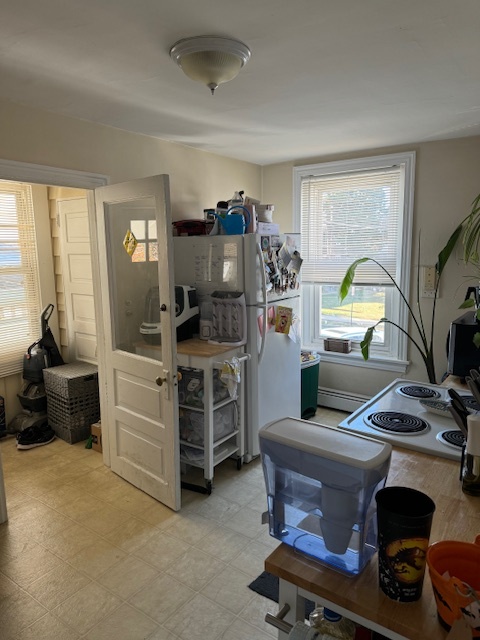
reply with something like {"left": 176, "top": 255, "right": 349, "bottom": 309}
{"left": 130, "top": 219, "right": 158, "bottom": 263}
{"left": 294, "top": 152, "right": 415, "bottom": 366}
{"left": 0, "top": 181, "right": 42, "bottom": 376}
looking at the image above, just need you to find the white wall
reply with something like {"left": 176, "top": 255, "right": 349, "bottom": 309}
{"left": 263, "top": 137, "right": 480, "bottom": 398}
{"left": 0, "top": 99, "right": 262, "bottom": 219}
{"left": 0, "top": 98, "right": 261, "bottom": 423}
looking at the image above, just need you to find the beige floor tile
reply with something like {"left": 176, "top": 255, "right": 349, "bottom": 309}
{"left": 219, "top": 617, "right": 274, "bottom": 640}
{"left": 25, "top": 561, "right": 91, "bottom": 609}
{"left": 201, "top": 566, "right": 255, "bottom": 614}
{"left": 5, "top": 486, "right": 31, "bottom": 510}
{"left": 246, "top": 489, "right": 269, "bottom": 514}
{"left": 7, "top": 472, "right": 60, "bottom": 498}
{"left": 105, "top": 515, "right": 160, "bottom": 553}
{"left": 101, "top": 483, "right": 160, "bottom": 516}
{"left": 222, "top": 506, "right": 265, "bottom": 539}
{"left": 134, "top": 531, "right": 190, "bottom": 571}
{"left": 165, "top": 547, "right": 225, "bottom": 591}
{"left": 129, "top": 572, "right": 195, "bottom": 624}
{"left": 68, "top": 537, "right": 126, "bottom": 578}
{"left": 0, "top": 580, "right": 47, "bottom": 640}
{"left": 0, "top": 528, "right": 40, "bottom": 566}
{"left": 13, "top": 612, "right": 80, "bottom": 640}
{"left": 162, "top": 512, "right": 215, "bottom": 545}
{"left": 147, "top": 627, "right": 181, "bottom": 640}
{"left": 84, "top": 603, "right": 160, "bottom": 640}
{"left": 0, "top": 571, "right": 20, "bottom": 597}
{"left": 76, "top": 501, "right": 133, "bottom": 535}
{"left": 46, "top": 460, "right": 91, "bottom": 483}
{"left": 32, "top": 522, "right": 103, "bottom": 560}
{"left": 6, "top": 500, "right": 73, "bottom": 539}
{"left": 36, "top": 482, "right": 88, "bottom": 510}
{"left": 97, "top": 554, "right": 158, "bottom": 600}
{"left": 238, "top": 594, "right": 277, "bottom": 637}
{"left": 229, "top": 540, "right": 276, "bottom": 580}
{"left": 163, "top": 593, "right": 236, "bottom": 640}
{"left": 136, "top": 501, "right": 183, "bottom": 528}
{"left": 51, "top": 581, "right": 121, "bottom": 636}
{"left": 194, "top": 525, "right": 250, "bottom": 563}
{"left": 1, "top": 543, "right": 63, "bottom": 588}
{"left": 190, "top": 493, "right": 242, "bottom": 523}
{"left": 213, "top": 477, "right": 261, "bottom": 507}
{"left": 52, "top": 493, "right": 102, "bottom": 521}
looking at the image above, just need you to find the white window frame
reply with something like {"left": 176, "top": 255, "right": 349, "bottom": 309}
{"left": 293, "top": 151, "right": 415, "bottom": 371}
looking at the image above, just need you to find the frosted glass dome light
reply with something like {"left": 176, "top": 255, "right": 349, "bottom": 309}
{"left": 170, "top": 36, "right": 251, "bottom": 95}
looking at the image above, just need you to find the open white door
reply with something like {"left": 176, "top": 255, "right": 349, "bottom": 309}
{"left": 93, "top": 175, "right": 180, "bottom": 510}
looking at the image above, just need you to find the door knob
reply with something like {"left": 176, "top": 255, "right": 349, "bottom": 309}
{"left": 177, "top": 371, "right": 183, "bottom": 382}
{"left": 156, "top": 376, "right": 167, "bottom": 386}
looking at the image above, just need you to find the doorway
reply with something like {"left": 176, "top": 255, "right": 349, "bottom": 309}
{"left": 0, "top": 159, "right": 108, "bottom": 523}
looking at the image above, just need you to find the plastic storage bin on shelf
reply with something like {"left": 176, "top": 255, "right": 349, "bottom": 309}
{"left": 178, "top": 367, "right": 230, "bottom": 408}
{"left": 43, "top": 362, "right": 100, "bottom": 444}
{"left": 301, "top": 350, "right": 320, "bottom": 419}
{"left": 179, "top": 403, "right": 236, "bottom": 446}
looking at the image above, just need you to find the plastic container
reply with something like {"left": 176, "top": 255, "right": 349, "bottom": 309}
{"left": 309, "top": 607, "right": 355, "bottom": 638}
{"left": 259, "top": 418, "right": 392, "bottom": 575}
{"left": 426, "top": 536, "right": 480, "bottom": 635}
{"left": 301, "top": 351, "right": 320, "bottom": 419}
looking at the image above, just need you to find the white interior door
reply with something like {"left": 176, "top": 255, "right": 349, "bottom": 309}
{"left": 58, "top": 197, "right": 97, "bottom": 363}
{"left": 93, "top": 175, "right": 180, "bottom": 510}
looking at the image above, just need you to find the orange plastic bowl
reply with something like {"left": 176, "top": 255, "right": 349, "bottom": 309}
{"left": 426, "top": 536, "right": 480, "bottom": 636}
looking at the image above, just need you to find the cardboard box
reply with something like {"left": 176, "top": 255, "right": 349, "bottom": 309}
{"left": 91, "top": 421, "right": 102, "bottom": 453}
{"left": 257, "top": 222, "right": 280, "bottom": 235}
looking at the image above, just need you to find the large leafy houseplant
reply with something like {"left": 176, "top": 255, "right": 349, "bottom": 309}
{"left": 455, "top": 193, "right": 480, "bottom": 345}
{"left": 338, "top": 227, "right": 462, "bottom": 384}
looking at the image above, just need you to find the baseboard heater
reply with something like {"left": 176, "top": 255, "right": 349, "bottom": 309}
{"left": 317, "top": 386, "right": 370, "bottom": 413}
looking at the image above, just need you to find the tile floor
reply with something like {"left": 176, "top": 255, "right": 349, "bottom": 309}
{"left": 0, "top": 407, "right": 349, "bottom": 640}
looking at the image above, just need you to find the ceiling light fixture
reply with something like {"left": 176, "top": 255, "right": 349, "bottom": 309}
{"left": 169, "top": 36, "right": 251, "bottom": 95}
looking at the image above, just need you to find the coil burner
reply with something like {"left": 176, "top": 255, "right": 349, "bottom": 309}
{"left": 365, "top": 411, "right": 430, "bottom": 435}
{"left": 459, "top": 395, "right": 480, "bottom": 412}
{"left": 436, "top": 429, "right": 466, "bottom": 450}
{"left": 396, "top": 385, "right": 441, "bottom": 400}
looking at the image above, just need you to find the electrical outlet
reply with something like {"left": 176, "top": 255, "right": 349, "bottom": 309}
{"left": 421, "top": 266, "right": 437, "bottom": 298}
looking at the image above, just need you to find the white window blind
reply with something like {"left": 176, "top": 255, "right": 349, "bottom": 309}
{"left": 300, "top": 166, "right": 403, "bottom": 284}
{"left": 0, "top": 182, "right": 41, "bottom": 377}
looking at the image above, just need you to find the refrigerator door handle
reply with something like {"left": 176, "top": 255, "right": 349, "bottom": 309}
{"left": 256, "top": 241, "right": 268, "bottom": 364}
{"left": 256, "top": 241, "right": 267, "bottom": 307}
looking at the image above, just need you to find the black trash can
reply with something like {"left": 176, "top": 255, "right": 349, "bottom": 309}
{"left": 301, "top": 351, "right": 320, "bottom": 419}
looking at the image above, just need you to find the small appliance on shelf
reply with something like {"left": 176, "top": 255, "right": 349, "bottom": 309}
{"left": 140, "top": 285, "right": 199, "bottom": 344}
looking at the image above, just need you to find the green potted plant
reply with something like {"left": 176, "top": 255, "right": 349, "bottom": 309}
{"left": 339, "top": 227, "right": 462, "bottom": 384}
{"left": 455, "top": 192, "right": 480, "bottom": 346}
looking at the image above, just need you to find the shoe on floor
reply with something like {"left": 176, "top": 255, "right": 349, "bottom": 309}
{"left": 16, "top": 424, "right": 55, "bottom": 450}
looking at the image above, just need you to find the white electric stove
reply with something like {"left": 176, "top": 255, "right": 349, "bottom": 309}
{"left": 337, "top": 378, "right": 474, "bottom": 461}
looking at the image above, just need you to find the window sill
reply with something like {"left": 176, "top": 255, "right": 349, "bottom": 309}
{"left": 319, "top": 349, "right": 409, "bottom": 373}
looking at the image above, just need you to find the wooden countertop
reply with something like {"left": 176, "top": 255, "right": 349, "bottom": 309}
{"left": 176, "top": 338, "right": 243, "bottom": 358}
{"left": 265, "top": 446, "right": 480, "bottom": 640}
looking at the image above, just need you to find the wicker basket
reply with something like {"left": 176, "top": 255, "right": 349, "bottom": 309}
{"left": 44, "top": 362, "right": 100, "bottom": 444}
{"left": 323, "top": 338, "right": 352, "bottom": 353}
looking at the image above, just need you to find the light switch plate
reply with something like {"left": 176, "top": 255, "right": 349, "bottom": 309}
{"left": 421, "top": 265, "right": 437, "bottom": 298}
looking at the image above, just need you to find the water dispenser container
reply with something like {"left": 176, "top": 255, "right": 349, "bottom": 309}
{"left": 259, "top": 417, "right": 392, "bottom": 576}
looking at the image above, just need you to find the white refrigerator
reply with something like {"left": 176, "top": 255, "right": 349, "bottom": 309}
{"left": 174, "top": 233, "right": 301, "bottom": 461}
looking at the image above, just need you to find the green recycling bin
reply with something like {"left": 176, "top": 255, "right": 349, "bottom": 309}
{"left": 301, "top": 351, "right": 320, "bottom": 419}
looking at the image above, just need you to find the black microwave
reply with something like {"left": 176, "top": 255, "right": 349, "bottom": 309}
{"left": 447, "top": 311, "right": 480, "bottom": 377}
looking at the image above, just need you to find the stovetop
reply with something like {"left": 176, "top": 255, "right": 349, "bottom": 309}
{"left": 337, "top": 378, "right": 472, "bottom": 460}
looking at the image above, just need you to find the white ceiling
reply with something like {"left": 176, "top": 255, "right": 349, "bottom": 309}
{"left": 3, "top": 0, "right": 480, "bottom": 165}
